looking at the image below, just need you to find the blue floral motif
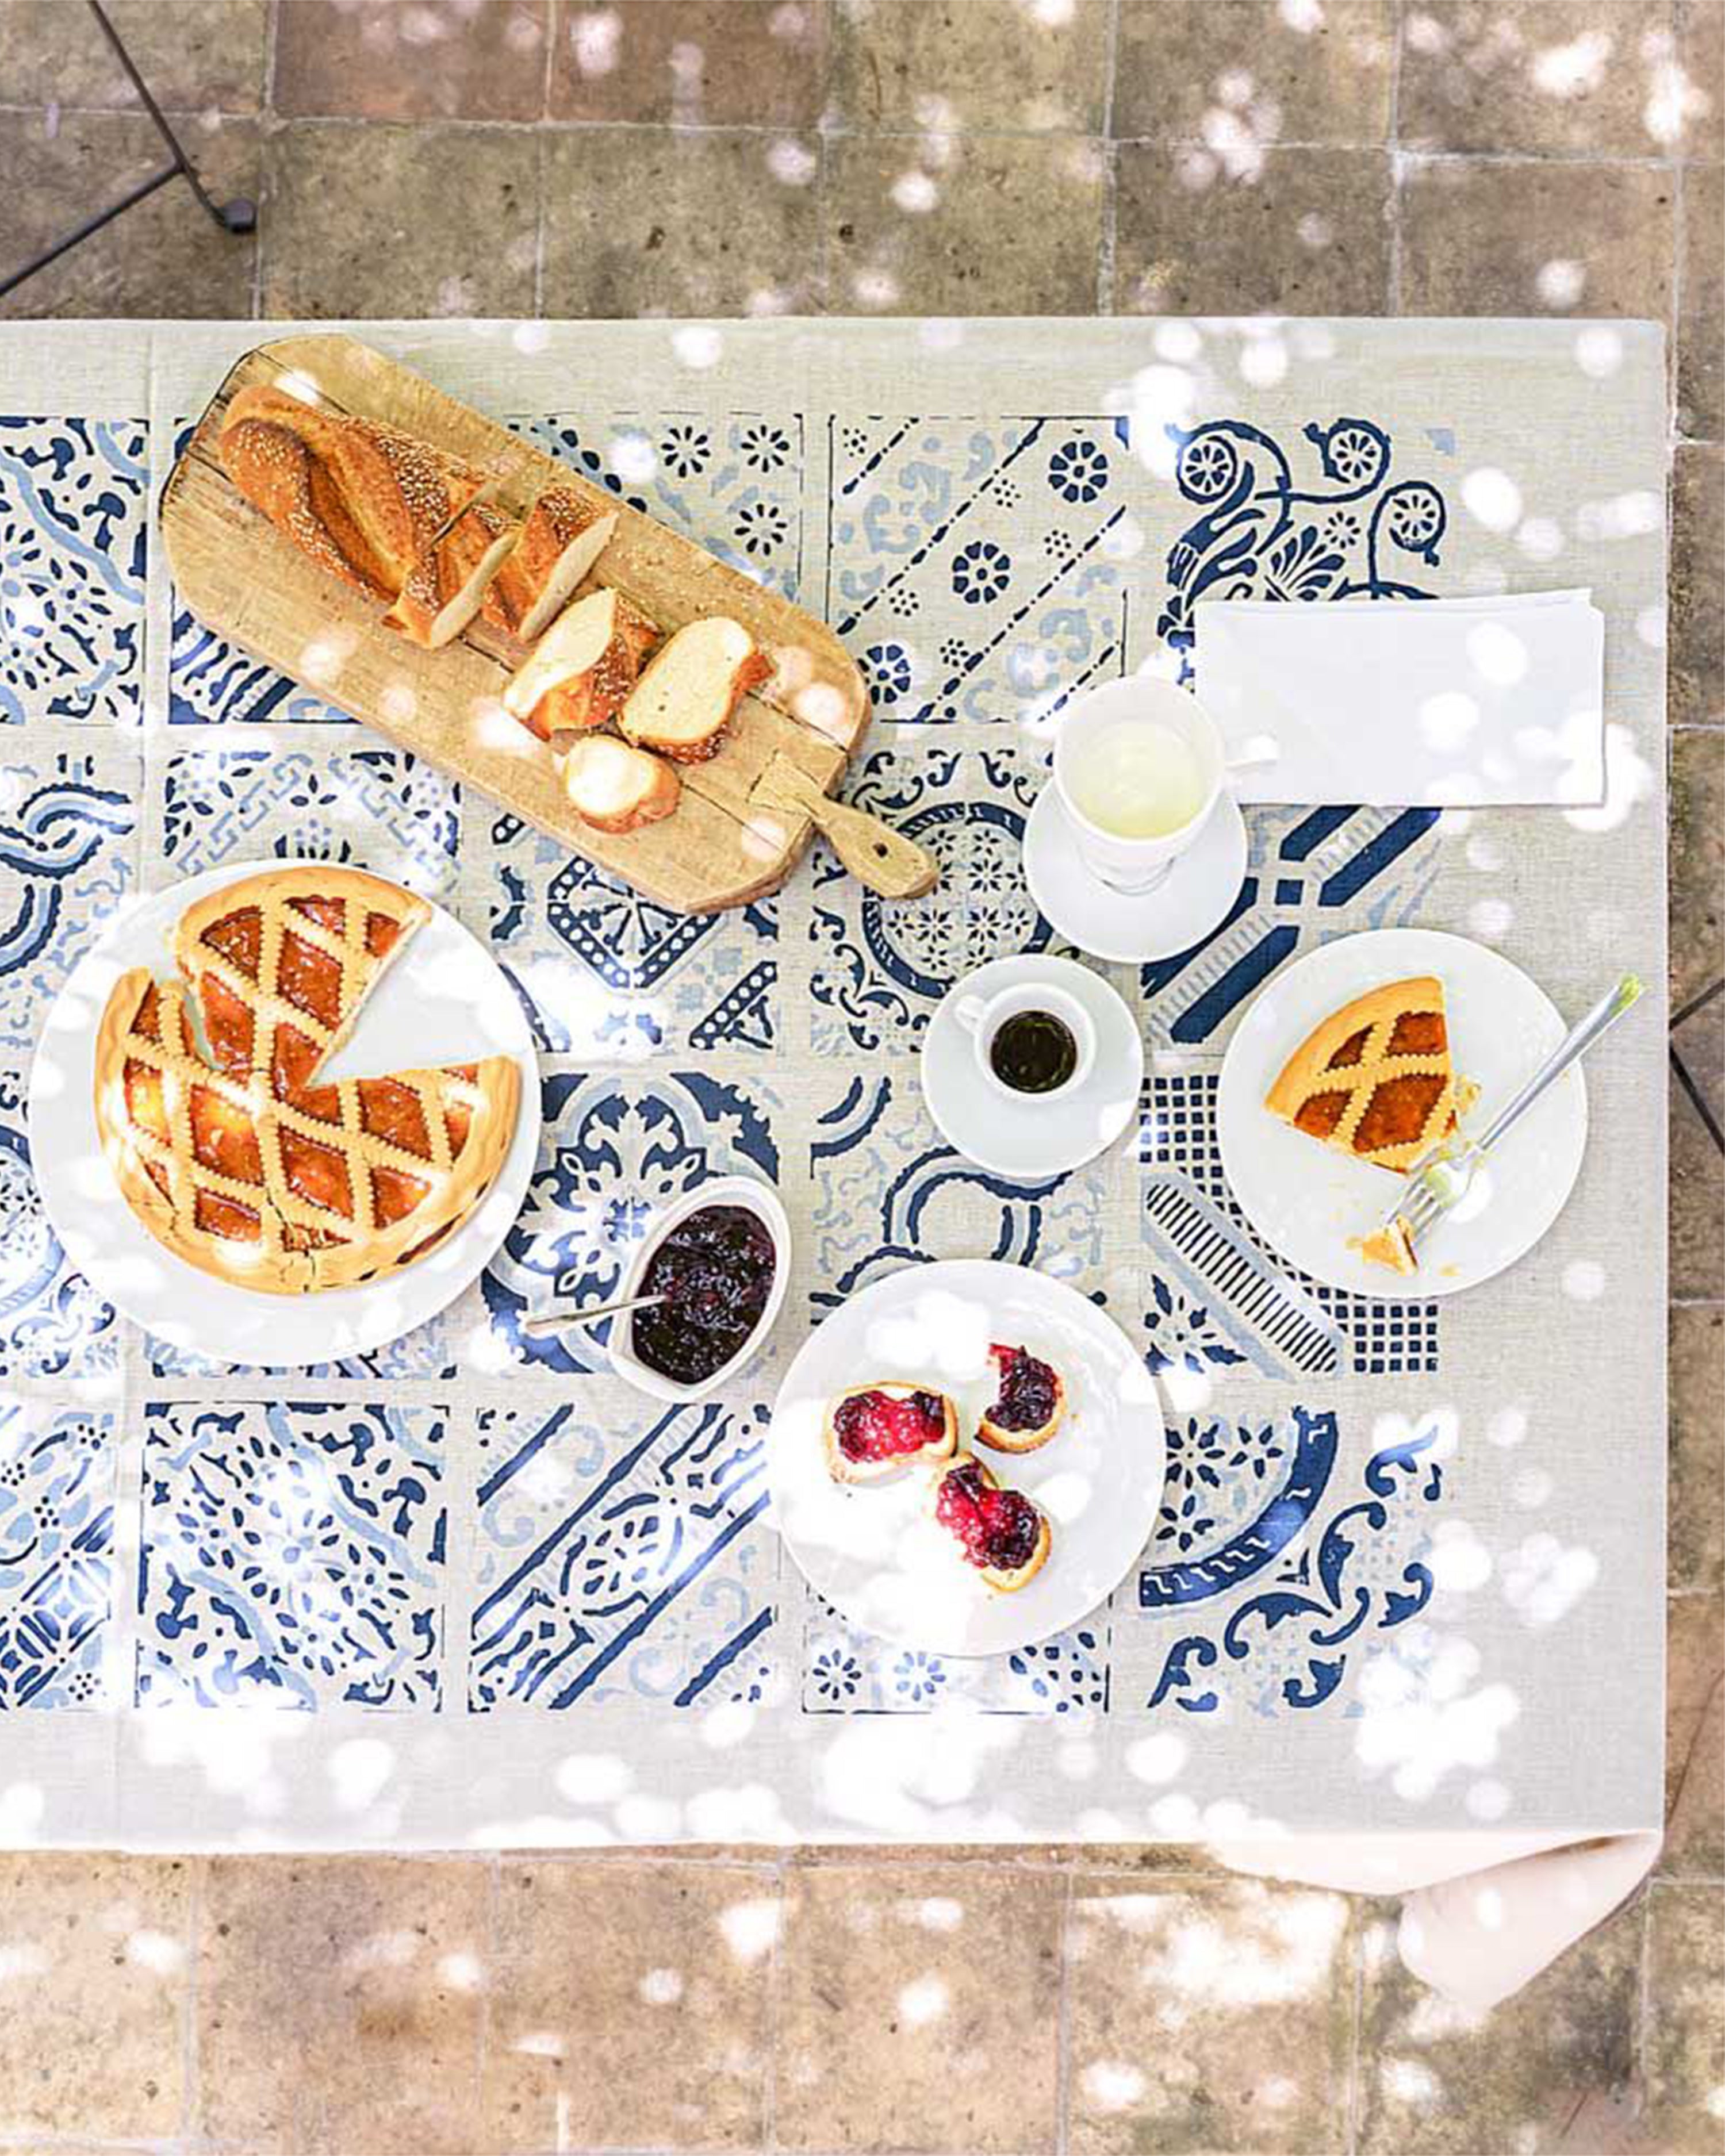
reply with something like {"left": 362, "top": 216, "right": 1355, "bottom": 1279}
{"left": 1048, "top": 437, "right": 1110, "bottom": 503}
{"left": 660, "top": 423, "right": 710, "bottom": 478}
{"left": 137, "top": 1401, "right": 447, "bottom": 1710}
{"left": 0, "top": 415, "right": 147, "bottom": 723}
{"left": 951, "top": 539, "right": 1011, "bottom": 605}
{"left": 1144, "top": 1417, "right": 1444, "bottom": 1715}
{"left": 861, "top": 641, "right": 914, "bottom": 707}
{"left": 738, "top": 422, "right": 792, "bottom": 473}
{"left": 803, "top": 1592, "right": 1110, "bottom": 1714}
{"left": 0, "top": 1404, "right": 113, "bottom": 1709}
{"left": 1144, "top": 1272, "right": 1248, "bottom": 1379}
{"left": 0, "top": 751, "right": 136, "bottom": 1050}
{"left": 469, "top": 1397, "right": 776, "bottom": 1709}
{"left": 482, "top": 1071, "right": 778, "bottom": 1374}
{"left": 1157, "top": 415, "right": 1449, "bottom": 679}
{"left": 0, "top": 1071, "right": 117, "bottom": 1380}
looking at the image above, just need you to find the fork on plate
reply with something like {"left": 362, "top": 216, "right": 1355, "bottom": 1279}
{"left": 1374, "top": 972, "right": 1644, "bottom": 1264}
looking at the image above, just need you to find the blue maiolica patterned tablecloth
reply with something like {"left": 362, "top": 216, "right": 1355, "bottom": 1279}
{"left": 0, "top": 318, "right": 1667, "bottom": 1848}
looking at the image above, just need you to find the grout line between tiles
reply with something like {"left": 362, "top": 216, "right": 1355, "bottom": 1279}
{"left": 1343, "top": 1902, "right": 1366, "bottom": 2156}
{"left": 1052, "top": 1866, "right": 1076, "bottom": 2156}
{"left": 1097, "top": 0, "right": 1121, "bottom": 315}
{"left": 181, "top": 1854, "right": 203, "bottom": 2142}
{"left": 1386, "top": 0, "right": 1406, "bottom": 314}
{"left": 760, "top": 1856, "right": 785, "bottom": 2150}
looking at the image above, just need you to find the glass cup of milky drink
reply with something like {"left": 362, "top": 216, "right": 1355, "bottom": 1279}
{"left": 1052, "top": 677, "right": 1227, "bottom": 895}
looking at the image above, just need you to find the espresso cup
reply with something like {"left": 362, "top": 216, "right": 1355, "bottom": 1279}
{"left": 1052, "top": 677, "right": 1228, "bottom": 897}
{"left": 954, "top": 980, "right": 1096, "bottom": 1103}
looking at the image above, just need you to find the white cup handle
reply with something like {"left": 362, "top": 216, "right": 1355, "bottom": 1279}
{"left": 954, "top": 993, "right": 988, "bottom": 1036}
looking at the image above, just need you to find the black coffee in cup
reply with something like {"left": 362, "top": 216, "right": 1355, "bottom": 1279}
{"left": 989, "top": 1009, "right": 1079, "bottom": 1094}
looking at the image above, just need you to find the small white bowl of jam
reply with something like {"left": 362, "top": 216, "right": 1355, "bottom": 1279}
{"left": 604, "top": 1175, "right": 791, "bottom": 1404}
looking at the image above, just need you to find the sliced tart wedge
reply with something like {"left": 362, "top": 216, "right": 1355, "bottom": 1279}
{"left": 1264, "top": 974, "right": 1462, "bottom": 1174}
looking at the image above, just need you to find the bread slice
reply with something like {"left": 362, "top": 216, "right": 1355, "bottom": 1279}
{"left": 501, "top": 587, "right": 659, "bottom": 742}
{"left": 485, "top": 486, "right": 619, "bottom": 640}
{"left": 823, "top": 1382, "right": 959, "bottom": 1487}
{"left": 558, "top": 734, "right": 681, "bottom": 834}
{"left": 931, "top": 1453, "right": 1052, "bottom": 1593}
{"left": 619, "top": 616, "right": 772, "bottom": 764}
{"left": 384, "top": 498, "right": 520, "bottom": 649}
{"left": 975, "top": 1342, "right": 1065, "bottom": 1454}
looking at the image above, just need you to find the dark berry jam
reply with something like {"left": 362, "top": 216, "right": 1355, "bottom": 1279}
{"left": 986, "top": 1342, "right": 1060, "bottom": 1433}
{"left": 935, "top": 1459, "right": 1042, "bottom": 1574}
{"left": 630, "top": 1203, "right": 776, "bottom": 1386}
{"left": 831, "top": 1387, "right": 946, "bottom": 1464}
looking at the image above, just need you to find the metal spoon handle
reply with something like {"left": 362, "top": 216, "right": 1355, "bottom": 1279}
{"left": 519, "top": 1290, "right": 665, "bottom": 1338}
{"left": 1479, "top": 972, "right": 1643, "bottom": 1156}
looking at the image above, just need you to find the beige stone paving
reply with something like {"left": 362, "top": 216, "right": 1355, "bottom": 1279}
{"left": 0, "top": 0, "right": 1719, "bottom": 2151}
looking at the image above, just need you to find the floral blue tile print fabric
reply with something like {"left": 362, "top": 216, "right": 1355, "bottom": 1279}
{"left": 0, "top": 319, "right": 1667, "bottom": 1847}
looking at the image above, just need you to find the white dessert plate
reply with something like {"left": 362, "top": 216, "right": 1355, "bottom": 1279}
{"left": 28, "top": 858, "right": 538, "bottom": 1367}
{"left": 1023, "top": 783, "right": 1248, "bottom": 965}
{"left": 768, "top": 1258, "right": 1166, "bottom": 1657}
{"left": 1216, "top": 927, "right": 1587, "bottom": 1300}
{"left": 921, "top": 954, "right": 1143, "bottom": 1182}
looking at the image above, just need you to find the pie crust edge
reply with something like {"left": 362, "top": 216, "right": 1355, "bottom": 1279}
{"left": 1264, "top": 973, "right": 1456, "bottom": 1170}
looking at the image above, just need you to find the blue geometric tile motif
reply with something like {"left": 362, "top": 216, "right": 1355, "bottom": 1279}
{"left": 162, "top": 743, "right": 460, "bottom": 895}
{"left": 0, "top": 415, "right": 147, "bottom": 723}
{"left": 803, "top": 1592, "right": 1109, "bottom": 1716}
{"left": 827, "top": 416, "right": 1129, "bottom": 723}
{"left": 1140, "top": 1405, "right": 1339, "bottom": 1608}
{"left": 0, "top": 1403, "right": 113, "bottom": 1709}
{"left": 1140, "top": 804, "right": 1443, "bottom": 1048}
{"left": 487, "top": 808, "right": 777, "bottom": 1057}
{"left": 482, "top": 1070, "right": 778, "bottom": 1375}
{"left": 145, "top": 1307, "right": 460, "bottom": 1384}
{"left": 1156, "top": 415, "right": 1448, "bottom": 681}
{"left": 0, "top": 749, "right": 136, "bottom": 1050}
{"left": 0, "top": 1069, "right": 117, "bottom": 1380}
{"left": 521, "top": 410, "right": 805, "bottom": 598}
{"left": 136, "top": 1400, "right": 447, "bottom": 1710}
{"left": 811, "top": 1071, "right": 1110, "bottom": 1311}
{"left": 812, "top": 736, "right": 1068, "bottom": 1055}
{"left": 1141, "top": 1070, "right": 1439, "bottom": 1377}
{"left": 469, "top": 1397, "right": 776, "bottom": 1709}
{"left": 1143, "top": 1413, "right": 1446, "bottom": 1717}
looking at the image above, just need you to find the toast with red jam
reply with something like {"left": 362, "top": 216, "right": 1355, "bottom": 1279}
{"left": 823, "top": 1382, "right": 959, "bottom": 1487}
{"left": 930, "top": 1452, "right": 1052, "bottom": 1591}
{"left": 975, "top": 1341, "right": 1064, "bottom": 1453}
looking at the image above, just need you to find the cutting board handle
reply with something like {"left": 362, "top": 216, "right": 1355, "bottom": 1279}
{"left": 761, "top": 761, "right": 938, "bottom": 900}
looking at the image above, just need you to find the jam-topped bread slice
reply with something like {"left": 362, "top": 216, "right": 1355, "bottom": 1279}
{"left": 1264, "top": 975, "right": 1462, "bottom": 1174}
{"left": 976, "top": 1342, "right": 1065, "bottom": 1453}
{"left": 174, "top": 865, "right": 430, "bottom": 1098}
{"left": 823, "top": 1382, "right": 959, "bottom": 1487}
{"left": 931, "top": 1453, "right": 1052, "bottom": 1593}
{"left": 93, "top": 968, "right": 519, "bottom": 1295}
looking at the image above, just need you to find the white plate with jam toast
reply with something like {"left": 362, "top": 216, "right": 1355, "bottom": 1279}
{"left": 768, "top": 1259, "right": 1166, "bottom": 1656}
{"left": 1217, "top": 927, "right": 1587, "bottom": 1298}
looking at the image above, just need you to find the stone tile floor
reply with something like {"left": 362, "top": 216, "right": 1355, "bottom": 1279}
{"left": 0, "top": 0, "right": 1720, "bottom": 2150}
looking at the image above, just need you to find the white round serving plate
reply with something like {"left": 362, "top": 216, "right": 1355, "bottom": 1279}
{"left": 921, "top": 954, "right": 1143, "bottom": 1182}
{"left": 28, "top": 858, "right": 538, "bottom": 1366}
{"left": 768, "top": 1259, "right": 1166, "bottom": 1658}
{"left": 1216, "top": 927, "right": 1587, "bottom": 1300}
{"left": 1023, "top": 783, "right": 1248, "bottom": 965}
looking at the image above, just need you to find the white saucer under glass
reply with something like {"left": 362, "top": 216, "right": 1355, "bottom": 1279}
{"left": 921, "top": 953, "right": 1143, "bottom": 1181}
{"left": 1023, "top": 784, "right": 1249, "bottom": 965}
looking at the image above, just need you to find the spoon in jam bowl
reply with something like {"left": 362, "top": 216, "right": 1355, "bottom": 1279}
{"left": 520, "top": 1289, "right": 665, "bottom": 1338}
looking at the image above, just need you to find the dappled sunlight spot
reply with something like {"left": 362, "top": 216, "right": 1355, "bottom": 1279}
{"left": 136, "top": 1705, "right": 304, "bottom": 1811}
{"left": 1635, "top": 603, "right": 1665, "bottom": 650}
{"left": 1125, "top": 1731, "right": 1187, "bottom": 1785}
{"left": 1574, "top": 325, "right": 1624, "bottom": 379}
{"left": 343, "top": 1926, "right": 421, "bottom": 1978}
{"left": 1460, "top": 467, "right": 1521, "bottom": 533}
{"left": 1083, "top": 2061, "right": 1146, "bottom": 2111}
{"left": 915, "top": 1895, "right": 963, "bottom": 1932}
{"left": 439, "top": 1950, "right": 485, "bottom": 1991}
{"left": 299, "top": 627, "right": 357, "bottom": 687}
{"left": 1387, "top": 2057, "right": 1442, "bottom": 2104}
{"left": 1466, "top": 620, "right": 1529, "bottom": 687}
{"left": 1512, "top": 1467, "right": 1554, "bottom": 1510}
{"left": 514, "top": 2028, "right": 565, "bottom": 2059}
{"left": 0, "top": 1941, "right": 49, "bottom": 1981}
{"left": 1562, "top": 1258, "right": 1605, "bottom": 1301}
{"left": 1646, "top": 37, "right": 1710, "bottom": 145}
{"left": 640, "top": 1965, "right": 684, "bottom": 2005}
{"left": 1028, "top": 0, "right": 1075, "bottom": 24}
{"left": 1515, "top": 515, "right": 1564, "bottom": 562}
{"left": 1466, "top": 1778, "right": 1511, "bottom": 1821}
{"left": 1502, "top": 1534, "right": 1598, "bottom": 1626}
{"left": 1536, "top": 258, "right": 1586, "bottom": 308}
{"left": 1486, "top": 1405, "right": 1528, "bottom": 1449}
{"left": 853, "top": 267, "right": 900, "bottom": 309}
{"left": 1576, "top": 489, "right": 1662, "bottom": 542}
{"left": 1058, "top": 1737, "right": 1098, "bottom": 1780}
{"left": 1566, "top": 722, "right": 1653, "bottom": 833}
{"left": 615, "top": 1793, "right": 681, "bottom": 1839}
{"left": 672, "top": 325, "right": 723, "bottom": 370}
{"left": 377, "top": 680, "right": 417, "bottom": 726}
{"left": 1419, "top": 689, "right": 1479, "bottom": 753}
{"left": 1240, "top": 336, "right": 1289, "bottom": 388}
{"left": 1464, "top": 830, "right": 1504, "bottom": 873}
{"left": 1467, "top": 895, "right": 1513, "bottom": 941}
{"left": 1279, "top": 0, "right": 1324, "bottom": 28}
{"left": 512, "top": 320, "right": 550, "bottom": 355}
{"left": 329, "top": 1736, "right": 395, "bottom": 1814}
{"left": 898, "top": 1972, "right": 949, "bottom": 2027}
{"left": 555, "top": 1751, "right": 632, "bottom": 1804}
{"left": 768, "top": 139, "right": 816, "bottom": 187}
{"left": 608, "top": 431, "right": 656, "bottom": 485}
{"left": 1098, "top": 1879, "right": 1347, "bottom": 2008}
{"left": 919, "top": 318, "right": 965, "bottom": 351}
{"left": 1099, "top": 511, "right": 1146, "bottom": 563}
{"left": 569, "top": 6, "right": 620, "bottom": 76}
{"left": 719, "top": 1895, "right": 780, "bottom": 1965}
{"left": 891, "top": 169, "right": 939, "bottom": 214}
{"left": 699, "top": 1698, "right": 759, "bottom": 1750}
{"left": 1354, "top": 1636, "right": 1519, "bottom": 1799}
{"left": 1531, "top": 30, "right": 1612, "bottom": 99}
{"left": 1428, "top": 1519, "right": 1493, "bottom": 1594}
{"left": 685, "top": 1782, "right": 786, "bottom": 1839}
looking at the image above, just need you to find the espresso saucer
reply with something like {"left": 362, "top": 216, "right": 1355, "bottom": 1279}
{"left": 921, "top": 954, "right": 1143, "bottom": 1182}
{"left": 1023, "top": 785, "right": 1249, "bottom": 965}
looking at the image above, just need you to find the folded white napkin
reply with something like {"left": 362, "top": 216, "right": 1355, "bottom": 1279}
{"left": 1195, "top": 589, "right": 1605, "bottom": 808}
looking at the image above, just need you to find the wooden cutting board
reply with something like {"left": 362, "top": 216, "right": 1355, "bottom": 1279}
{"left": 160, "top": 333, "right": 875, "bottom": 913}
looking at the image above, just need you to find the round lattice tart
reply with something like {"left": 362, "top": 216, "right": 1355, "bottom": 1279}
{"left": 93, "top": 867, "right": 519, "bottom": 1295}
